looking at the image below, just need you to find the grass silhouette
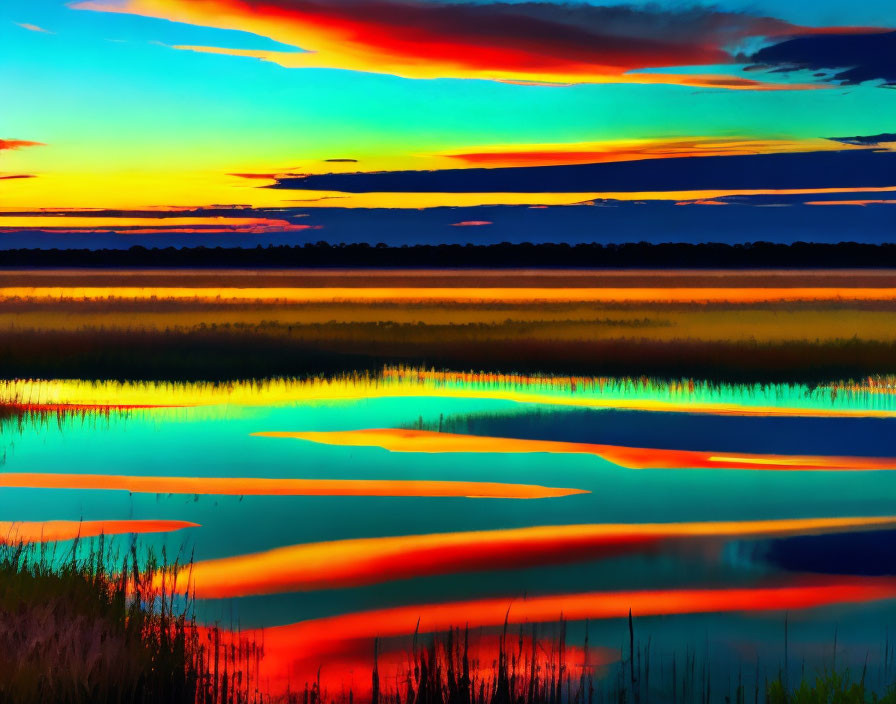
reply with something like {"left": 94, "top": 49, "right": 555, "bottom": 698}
{"left": 0, "top": 539, "right": 262, "bottom": 704}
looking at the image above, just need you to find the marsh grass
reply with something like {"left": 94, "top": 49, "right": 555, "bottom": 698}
{"left": 0, "top": 539, "right": 606, "bottom": 704}
{"left": 288, "top": 617, "right": 896, "bottom": 704}
{"left": 374, "top": 627, "right": 585, "bottom": 704}
{"left": 1, "top": 326, "right": 896, "bottom": 381}
{"left": 3, "top": 284, "right": 896, "bottom": 381}
{"left": 0, "top": 539, "right": 262, "bottom": 704}
{"left": 285, "top": 623, "right": 600, "bottom": 704}
{"left": 767, "top": 671, "right": 896, "bottom": 704}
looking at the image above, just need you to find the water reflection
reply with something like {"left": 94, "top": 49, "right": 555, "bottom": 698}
{"left": 2, "top": 367, "right": 896, "bottom": 694}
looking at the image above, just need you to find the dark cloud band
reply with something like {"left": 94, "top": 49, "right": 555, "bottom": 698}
{"left": 269, "top": 150, "right": 896, "bottom": 193}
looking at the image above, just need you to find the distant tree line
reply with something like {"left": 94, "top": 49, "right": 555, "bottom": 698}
{"left": 4, "top": 241, "right": 896, "bottom": 268}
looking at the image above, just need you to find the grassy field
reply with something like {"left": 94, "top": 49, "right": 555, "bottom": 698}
{"left": 5, "top": 303, "right": 896, "bottom": 341}
{"left": 2, "top": 269, "right": 896, "bottom": 381}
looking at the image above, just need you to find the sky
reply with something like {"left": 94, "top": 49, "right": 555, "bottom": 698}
{"left": 1, "top": 0, "right": 896, "bottom": 245}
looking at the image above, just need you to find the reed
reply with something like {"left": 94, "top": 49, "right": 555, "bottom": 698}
{"left": 1, "top": 325, "right": 896, "bottom": 382}
{"left": 766, "top": 670, "right": 896, "bottom": 704}
{"left": 281, "top": 623, "right": 598, "bottom": 704}
{"left": 0, "top": 539, "right": 262, "bottom": 704}
{"left": 279, "top": 620, "right": 896, "bottom": 704}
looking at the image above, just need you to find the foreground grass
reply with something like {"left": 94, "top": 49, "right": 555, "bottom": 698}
{"left": 767, "top": 672, "right": 896, "bottom": 704}
{"left": 286, "top": 622, "right": 896, "bottom": 704}
{"left": 0, "top": 541, "right": 261, "bottom": 704}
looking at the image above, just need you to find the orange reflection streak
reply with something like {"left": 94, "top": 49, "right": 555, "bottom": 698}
{"left": 255, "top": 632, "right": 618, "bottom": 697}
{"left": 202, "top": 625, "right": 617, "bottom": 697}
{"left": 4, "top": 286, "right": 896, "bottom": 303}
{"left": 0, "top": 519, "right": 199, "bottom": 543}
{"left": 248, "top": 579, "right": 896, "bottom": 668}
{"left": 0, "top": 473, "right": 586, "bottom": 500}
{"left": 255, "top": 429, "right": 896, "bottom": 470}
{"left": 170, "top": 517, "right": 896, "bottom": 599}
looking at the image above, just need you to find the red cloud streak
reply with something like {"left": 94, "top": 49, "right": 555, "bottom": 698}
{"left": 75, "top": 1, "right": 889, "bottom": 86}
{"left": 0, "top": 139, "right": 45, "bottom": 150}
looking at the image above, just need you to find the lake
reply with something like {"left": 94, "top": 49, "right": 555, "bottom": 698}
{"left": 3, "top": 369, "right": 896, "bottom": 697}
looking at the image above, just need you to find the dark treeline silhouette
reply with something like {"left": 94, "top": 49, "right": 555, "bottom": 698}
{"left": 5, "top": 241, "right": 896, "bottom": 268}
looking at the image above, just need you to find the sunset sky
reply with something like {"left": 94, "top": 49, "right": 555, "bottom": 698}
{"left": 2, "top": 0, "right": 895, "bottom": 244}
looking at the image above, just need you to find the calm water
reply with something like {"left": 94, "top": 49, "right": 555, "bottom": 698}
{"left": 3, "top": 369, "right": 896, "bottom": 694}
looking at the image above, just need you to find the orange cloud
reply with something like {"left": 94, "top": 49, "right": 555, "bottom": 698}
{"left": 0, "top": 215, "right": 303, "bottom": 229}
{"left": 0, "top": 139, "right": 45, "bottom": 150}
{"left": 170, "top": 44, "right": 826, "bottom": 89}
{"left": 165, "top": 516, "right": 896, "bottom": 599}
{"left": 442, "top": 137, "right": 849, "bottom": 169}
{"left": 228, "top": 172, "right": 280, "bottom": 180}
{"left": 71, "top": 0, "right": 863, "bottom": 88}
{"left": 0, "top": 214, "right": 321, "bottom": 235}
{"left": 0, "top": 473, "right": 586, "bottom": 500}
{"left": 451, "top": 220, "right": 492, "bottom": 227}
{"left": 16, "top": 23, "right": 53, "bottom": 33}
{"left": 258, "top": 429, "right": 896, "bottom": 471}
{"left": 0, "top": 519, "right": 198, "bottom": 543}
